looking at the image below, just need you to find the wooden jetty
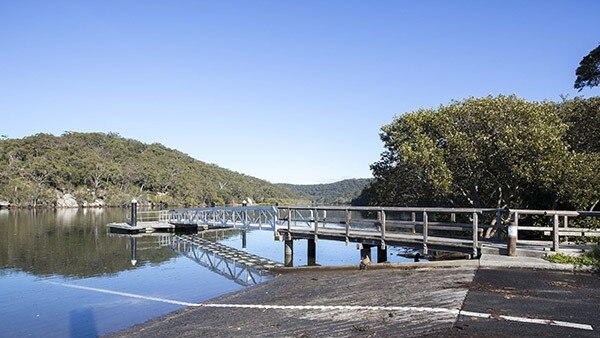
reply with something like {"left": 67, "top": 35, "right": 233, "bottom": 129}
{"left": 276, "top": 206, "right": 600, "bottom": 266}
{"left": 108, "top": 201, "right": 600, "bottom": 267}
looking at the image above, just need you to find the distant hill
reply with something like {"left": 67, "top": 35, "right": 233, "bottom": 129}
{"left": 278, "top": 178, "right": 371, "bottom": 205}
{"left": 0, "top": 132, "right": 304, "bottom": 207}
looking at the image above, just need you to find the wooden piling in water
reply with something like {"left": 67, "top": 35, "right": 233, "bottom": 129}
{"left": 307, "top": 238, "right": 316, "bottom": 266}
{"left": 377, "top": 246, "right": 387, "bottom": 263}
{"left": 284, "top": 240, "right": 294, "bottom": 267}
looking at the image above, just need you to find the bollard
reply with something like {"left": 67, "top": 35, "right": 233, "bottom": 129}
{"left": 507, "top": 215, "right": 518, "bottom": 256}
{"left": 130, "top": 199, "right": 138, "bottom": 227}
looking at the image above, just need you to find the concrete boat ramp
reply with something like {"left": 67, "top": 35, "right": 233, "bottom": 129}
{"left": 107, "top": 257, "right": 598, "bottom": 337}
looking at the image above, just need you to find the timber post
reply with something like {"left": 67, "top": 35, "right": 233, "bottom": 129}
{"left": 422, "top": 211, "right": 429, "bottom": 255}
{"left": 472, "top": 211, "right": 479, "bottom": 258}
{"left": 553, "top": 213, "right": 560, "bottom": 252}
{"left": 345, "top": 208, "right": 351, "bottom": 239}
{"left": 508, "top": 211, "right": 518, "bottom": 256}
{"left": 313, "top": 208, "right": 319, "bottom": 240}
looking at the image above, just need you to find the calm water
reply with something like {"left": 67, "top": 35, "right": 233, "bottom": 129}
{"left": 0, "top": 208, "right": 414, "bottom": 337}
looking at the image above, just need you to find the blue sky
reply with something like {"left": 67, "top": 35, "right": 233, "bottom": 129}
{"left": 1, "top": 1, "right": 598, "bottom": 184}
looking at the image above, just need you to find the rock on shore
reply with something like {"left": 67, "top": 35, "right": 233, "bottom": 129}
{"left": 56, "top": 193, "right": 79, "bottom": 208}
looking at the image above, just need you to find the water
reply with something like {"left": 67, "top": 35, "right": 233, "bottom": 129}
{"left": 0, "top": 208, "right": 416, "bottom": 337}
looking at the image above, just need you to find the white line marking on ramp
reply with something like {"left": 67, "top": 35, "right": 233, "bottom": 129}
{"left": 46, "top": 282, "right": 201, "bottom": 307}
{"left": 498, "top": 315, "right": 594, "bottom": 331}
{"left": 48, "top": 282, "right": 593, "bottom": 331}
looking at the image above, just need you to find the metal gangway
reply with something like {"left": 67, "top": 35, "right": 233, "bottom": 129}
{"left": 165, "top": 232, "right": 283, "bottom": 286}
{"left": 153, "top": 206, "right": 279, "bottom": 230}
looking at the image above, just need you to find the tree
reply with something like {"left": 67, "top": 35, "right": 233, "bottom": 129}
{"left": 574, "top": 44, "right": 600, "bottom": 91}
{"left": 558, "top": 97, "right": 600, "bottom": 210}
{"left": 363, "top": 95, "right": 599, "bottom": 210}
{"left": 0, "top": 132, "right": 304, "bottom": 207}
{"left": 559, "top": 97, "right": 600, "bottom": 153}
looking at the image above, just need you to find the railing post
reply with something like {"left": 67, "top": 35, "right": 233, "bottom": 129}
{"left": 345, "top": 209, "right": 350, "bottom": 239}
{"left": 553, "top": 213, "right": 560, "bottom": 252}
{"left": 313, "top": 208, "right": 319, "bottom": 239}
{"left": 380, "top": 209, "right": 386, "bottom": 241}
{"left": 508, "top": 211, "right": 518, "bottom": 256}
{"left": 422, "top": 211, "right": 428, "bottom": 255}
{"left": 472, "top": 211, "right": 479, "bottom": 258}
{"left": 411, "top": 212, "right": 416, "bottom": 233}
{"left": 287, "top": 208, "right": 292, "bottom": 232}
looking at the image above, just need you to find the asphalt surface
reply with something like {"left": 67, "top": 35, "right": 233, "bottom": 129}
{"left": 107, "top": 263, "right": 599, "bottom": 337}
{"left": 438, "top": 268, "right": 600, "bottom": 337}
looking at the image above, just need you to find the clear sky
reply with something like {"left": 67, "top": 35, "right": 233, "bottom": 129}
{"left": 1, "top": 1, "right": 598, "bottom": 184}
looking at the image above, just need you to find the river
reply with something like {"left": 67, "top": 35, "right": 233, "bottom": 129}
{"left": 0, "top": 208, "right": 414, "bottom": 337}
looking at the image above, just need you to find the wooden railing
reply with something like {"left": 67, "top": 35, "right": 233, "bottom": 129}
{"left": 276, "top": 206, "right": 501, "bottom": 257}
{"left": 124, "top": 205, "right": 600, "bottom": 256}
{"left": 276, "top": 206, "right": 600, "bottom": 256}
{"left": 509, "top": 209, "right": 600, "bottom": 252}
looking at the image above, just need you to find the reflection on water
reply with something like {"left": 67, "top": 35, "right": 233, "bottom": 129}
{"left": 0, "top": 208, "right": 176, "bottom": 278}
{"left": 0, "top": 208, "right": 415, "bottom": 337}
{"left": 55, "top": 208, "right": 79, "bottom": 226}
{"left": 0, "top": 209, "right": 245, "bottom": 337}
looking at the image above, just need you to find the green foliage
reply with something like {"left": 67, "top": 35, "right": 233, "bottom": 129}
{"left": 546, "top": 246, "right": 600, "bottom": 267}
{"left": 560, "top": 97, "right": 600, "bottom": 153}
{"left": 0, "top": 132, "right": 303, "bottom": 207}
{"left": 360, "top": 95, "right": 600, "bottom": 210}
{"left": 278, "top": 179, "right": 371, "bottom": 205}
{"left": 574, "top": 44, "right": 600, "bottom": 91}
